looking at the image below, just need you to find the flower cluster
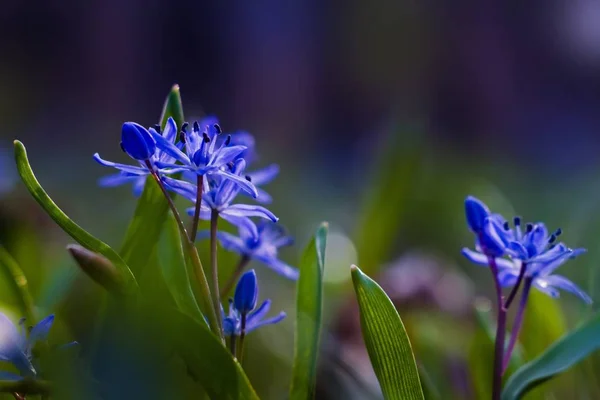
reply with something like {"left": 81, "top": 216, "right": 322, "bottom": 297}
{"left": 462, "top": 195, "right": 590, "bottom": 303}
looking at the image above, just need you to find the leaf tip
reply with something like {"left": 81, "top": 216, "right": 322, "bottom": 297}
{"left": 170, "top": 83, "right": 180, "bottom": 93}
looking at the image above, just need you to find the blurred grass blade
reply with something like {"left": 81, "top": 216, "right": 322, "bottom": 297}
{"left": 119, "top": 84, "right": 185, "bottom": 274}
{"left": 158, "top": 211, "right": 206, "bottom": 326}
{"left": 290, "top": 222, "right": 328, "bottom": 399}
{"left": 164, "top": 306, "right": 259, "bottom": 400}
{"left": 0, "top": 245, "right": 35, "bottom": 321}
{"left": 351, "top": 265, "right": 424, "bottom": 400}
{"left": 13, "top": 140, "right": 137, "bottom": 293}
{"left": 502, "top": 313, "right": 600, "bottom": 400}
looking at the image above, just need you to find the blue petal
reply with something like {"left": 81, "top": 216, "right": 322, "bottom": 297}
{"left": 0, "top": 313, "right": 21, "bottom": 360}
{"left": 162, "top": 177, "right": 198, "bottom": 202}
{"left": 93, "top": 154, "right": 148, "bottom": 175}
{"left": 222, "top": 204, "right": 278, "bottom": 222}
{"left": 28, "top": 314, "right": 54, "bottom": 349}
{"left": 209, "top": 145, "right": 247, "bottom": 168}
{"left": 543, "top": 275, "right": 592, "bottom": 304}
{"left": 532, "top": 278, "right": 561, "bottom": 298}
{"left": 215, "top": 231, "right": 247, "bottom": 254}
{"left": 121, "top": 122, "right": 156, "bottom": 160}
{"left": 217, "top": 170, "right": 258, "bottom": 198}
{"left": 461, "top": 248, "right": 515, "bottom": 270}
{"left": 220, "top": 214, "right": 259, "bottom": 238}
{"left": 479, "top": 217, "right": 507, "bottom": 257}
{"left": 497, "top": 267, "right": 520, "bottom": 287}
{"left": 257, "top": 257, "right": 299, "bottom": 280}
{"left": 215, "top": 159, "right": 246, "bottom": 206}
{"left": 234, "top": 270, "right": 259, "bottom": 313}
{"left": 246, "top": 312, "right": 286, "bottom": 333}
{"left": 98, "top": 173, "right": 144, "bottom": 188}
{"left": 248, "top": 164, "right": 279, "bottom": 186}
{"left": 507, "top": 241, "right": 528, "bottom": 260}
{"left": 523, "top": 223, "right": 549, "bottom": 257}
{"left": 162, "top": 117, "right": 178, "bottom": 145}
{"left": 465, "top": 196, "right": 490, "bottom": 233}
{"left": 150, "top": 128, "right": 189, "bottom": 165}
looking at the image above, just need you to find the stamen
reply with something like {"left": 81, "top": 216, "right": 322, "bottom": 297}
{"left": 549, "top": 244, "right": 556, "bottom": 250}
{"left": 548, "top": 234, "right": 556, "bottom": 244}
{"left": 203, "top": 133, "right": 211, "bottom": 143}
{"left": 224, "top": 135, "right": 231, "bottom": 146}
{"left": 193, "top": 121, "right": 200, "bottom": 133}
{"left": 503, "top": 221, "right": 510, "bottom": 230}
{"left": 245, "top": 175, "right": 252, "bottom": 182}
{"left": 153, "top": 124, "right": 161, "bottom": 133}
{"left": 513, "top": 216, "right": 521, "bottom": 226}
{"left": 526, "top": 223, "right": 533, "bottom": 233}
{"left": 554, "top": 228, "right": 562, "bottom": 237}
{"left": 214, "top": 124, "right": 222, "bottom": 134}
{"left": 179, "top": 131, "right": 186, "bottom": 143}
{"left": 181, "top": 122, "right": 189, "bottom": 132}
{"left": 227, "top": 161, "right": 235, "bottom": 170}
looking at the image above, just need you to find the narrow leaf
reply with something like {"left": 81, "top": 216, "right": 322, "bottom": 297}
{"left": 351, "top": 265, "right": 424, "bottom": 400}
{"left": 502, "top": 313, "right": 600, "bottom": 400}
{"left": 119, "top": 84, "right": 185, "bottom": 274}
{"left": 13, "top": 140, "right": 137, "bottom": 293}
{"left": 160, "top": 306, "right": 259, "bottom": 400}
{"left": 290, "top": 222, "right": 328, "bottom": 399}
{"left": 157, "top": 211, "right": 205, "bottom": 326}
{"left": 0, "top": 245, "right": 35, "bottom": 322}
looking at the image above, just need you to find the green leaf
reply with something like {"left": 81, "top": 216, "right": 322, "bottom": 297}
{"left": 157, "top": 211, "right": 205, "bottom": 326}
{"left": 162, "top": 306, "right": 259, "bottom": 400}
{"left": 502, "top": 313, "right": 600, "bottom": 400}
{"left": 13, "top": 140, "right": 137, "bottom": 293}
{"left": 0, "top": 245, "right": 35, "bottom": 321}
{"left": 119, "top": 84, "right": 185, "bottom": 275}
{"left": 350, "top": 265, "right": 424, "bottom": 400}
{"left": 290, "top": 222, "right": 328, "bottom": 399}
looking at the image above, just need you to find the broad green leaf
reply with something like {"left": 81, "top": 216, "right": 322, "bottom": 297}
{"left": 502, "top": 313, "right": 600, "bottom": 400}
{"left": 351, "top": 265, "right": 424, "bottom": 400}
{"left": 158, "top": 211, "right": 205, "bottom": 326}
{"left": 162, "top": 306, "right": 259, "bottom": 400}
{"left": 119, "top": 84, "right": 185, "bottom": 274}
{"left": 13, "top": 140, "right": 137, "bottom": 293}
{"left": 0, "top": 245, "right": 35, "bottom": 321}
{"left": 290, "top": 222, "right": 328, "bottom": 399}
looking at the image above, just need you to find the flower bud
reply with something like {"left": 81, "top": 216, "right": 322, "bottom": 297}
{"left": 465, "top": 196, "right": 490, "bottom": 233}
{"left": 121, "top": 122, "right": 156, "bottom": 160}
{"left": 67, "top": 245, "right": 127, "bottom": 296}
{"left": 234, "top": 270, "right": 258, "bottom": 314}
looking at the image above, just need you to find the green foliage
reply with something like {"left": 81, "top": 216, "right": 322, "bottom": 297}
{"left": 290, "top": 222, "right": 328, "bottom": 399}
{"left": 0, "top": 245, "right": 35, "bottom": 321}
{"left": 502, "top": 313, "right": 600, "bottom": 400}
{"left": 351, "top": 265, "right": 424, "bottom": 400}
{"left": 157, "top": 211, "right": 205, "bottom": 326}
{"left": 13, "top": 140, "right": 138, "bottom": 294}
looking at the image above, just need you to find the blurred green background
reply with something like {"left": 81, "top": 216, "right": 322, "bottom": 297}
{"left": 2, "top": 1, "right": 600, "bottom": 399}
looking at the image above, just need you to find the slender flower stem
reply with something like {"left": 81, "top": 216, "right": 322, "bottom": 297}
{"left": 220, "top": 255, "right": 251, "bottom": 300}
{"left": 144, "top": 162, "right": 221, "bottom": 340}
{"left": 239, "top": 313, "right": 247, "bottom": 363}
{"left": 210, "top": 210, "right": 223, "bottom": 337}
{"left": 504, "top": 262, "right": 527, "bottom": 309}
{"left": 230, "top": 335, "right": 238, "bottom": 359}
{"left": 189, "top": 175, "right": 204, "bottom": 242}
{"left": 488, "top": 256, "right": 506, "bottom": 400}
{"left": 503, "top": 278, "right": 532, "bottom": 374}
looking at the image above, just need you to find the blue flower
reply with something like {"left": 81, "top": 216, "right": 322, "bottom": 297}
{"left": 94, "top": 118, "right": 187, "bottom": 194}
{"left": 120, "top": 122, "right": 156, "bottom": 161}
{"left": 463, "top": 246, "right": 591, "bottom": 303}
{"left": 215, "top": 221, "right": 298, "bottom": 280}
{"left": 223, "top": 272, "right": 286, "bottom": 338}
{"left": 163, "top": 159, "right": 274, "bottom": 233}
{"left": 0, "top": 314, "right": 58, "bottom": 380}
{"left": 463, "top": 196, "right": 512, "bottom": 257}
{"left": 234, "top": 270, "right": 259, "bottom": 314}
{"left": 150, "top": 118, "right": 256, "bottom": 192}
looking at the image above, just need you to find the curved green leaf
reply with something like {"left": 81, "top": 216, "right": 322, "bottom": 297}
{"left": 290, "top": 222, "right": 328, "bottom": 399}
{"left": 0, "top": 245, "right": 35, "bottom": 321}
{"left": 502, "top": 313, "right": 600, "bottom": 400}
{"left": 13, "top": 140, "right": 137, "bottom": 293}
{"left": 158, "top": 211, "right": 205, "bottom": 326}
{"left": 161, "top": 306, "right": 259, "bottom": 400}
{"left": 119, "top": 84, "right": 185, "bottom": 274}
{"left": 351, "top": 265, "right": 424, "bottom": 400}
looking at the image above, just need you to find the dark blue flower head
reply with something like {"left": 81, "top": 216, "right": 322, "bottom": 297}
{"left": 120, "top": 122, "right": 156, "bottom": 161}
{"left": 465, "top": 196, "right": 490, "bottom": 233}
{"left": 463, "top": 197, "right": 511, "bottom": 258}
{"left": 215, "top": 221, "right": 298, "bottom": 280}
{"left": 223, "top": 299, "right": 286, "bottom": 337}
{"left": 234, "top": 270, "right": 259, "bottom": 314}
